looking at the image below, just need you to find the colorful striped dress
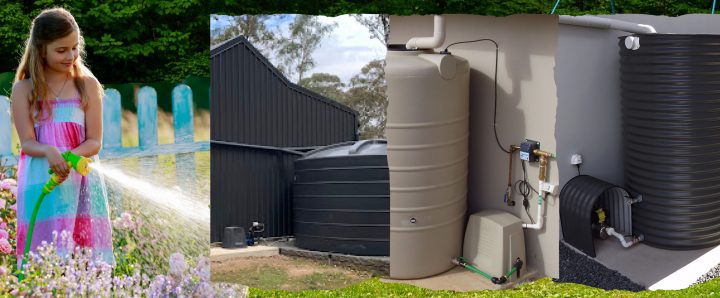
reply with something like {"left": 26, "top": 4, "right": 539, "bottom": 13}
{"left": 16, "top": 96, "right": 115, "bottom": 268}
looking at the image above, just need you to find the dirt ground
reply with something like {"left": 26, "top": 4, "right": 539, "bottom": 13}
{"left": 211, "top": 254, "right": 382, "bottom": 291}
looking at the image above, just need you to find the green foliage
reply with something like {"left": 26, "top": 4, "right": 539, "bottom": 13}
{"left": 299, "top": 73, "right": 346, "bottom": 102}
{"left": 212, "top": 0, "right": 717, "bottom": 16}
{"left": 0, "top": 3, "right": 31, "bottom": 74}
{"left": 0, "top": 1, "right": 209, "bottom": 84}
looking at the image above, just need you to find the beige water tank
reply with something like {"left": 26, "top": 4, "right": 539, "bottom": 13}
{"left": 463, "top": 210, "right": 525, "bottom": 280}
{"left": 386, "top": 46, "right": 470, "bottom": 279}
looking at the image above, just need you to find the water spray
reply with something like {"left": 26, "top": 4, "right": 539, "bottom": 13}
{"left": 17, "top": 151, "right": 91, "bottom": 281}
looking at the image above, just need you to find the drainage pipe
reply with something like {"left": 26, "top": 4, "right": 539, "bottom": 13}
{"left": 406, "top": 15, "right": 446, "bottom": 50}
{"left": 606, "top": 227, "right": 644, "bottom": 248}
{"left": 523, "top": 150, "right": 554, "bottom": 230}
{"left": 558, "top": 15, "right": 656, "bottom": 34}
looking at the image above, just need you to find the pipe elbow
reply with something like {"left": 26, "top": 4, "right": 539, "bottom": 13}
{"left": 405, "top": 15, "right": 446, "bottom": 50}
{"left": 522, "top": 216, "right": 544, "bottom": 230}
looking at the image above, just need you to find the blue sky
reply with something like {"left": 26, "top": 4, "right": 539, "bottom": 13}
{"left": 210, "top": 14, "right": 386, "bottom": 85}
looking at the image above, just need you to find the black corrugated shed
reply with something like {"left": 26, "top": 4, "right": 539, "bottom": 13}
{"left": 210, "top": 36, "right": 358, "bottom": 242}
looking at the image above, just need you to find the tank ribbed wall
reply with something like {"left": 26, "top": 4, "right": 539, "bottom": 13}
{"left": 386, "top": 48, "right": 470, "bottom": 279}
{"left": 292, "top": 140, "right": 389, "bottom": 256}
{"left": 620, "top": 34, "right": 720, "bottom": 249}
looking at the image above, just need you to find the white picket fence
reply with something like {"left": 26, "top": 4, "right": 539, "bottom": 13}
{"left": 0, "top": 84, "right": 209, "bottom": 167}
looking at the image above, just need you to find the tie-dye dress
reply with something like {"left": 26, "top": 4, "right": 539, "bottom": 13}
{"left": 16, "top": 96, "right": 115, "bottom": 268}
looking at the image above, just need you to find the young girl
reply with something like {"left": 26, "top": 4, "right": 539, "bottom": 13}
{"left": 11, "top": 8, "right": 114, "bottom": 268}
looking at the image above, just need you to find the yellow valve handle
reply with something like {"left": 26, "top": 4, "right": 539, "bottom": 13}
{"left": 595, "top": 208, "right": 606, "bottom": 224}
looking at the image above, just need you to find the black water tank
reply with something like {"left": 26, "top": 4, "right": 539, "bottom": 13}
{"left": 293, "top": 140, "right": 389, "bottom": 256}
{"left": 620, "top": 34, "right": 720, "bottom": 250}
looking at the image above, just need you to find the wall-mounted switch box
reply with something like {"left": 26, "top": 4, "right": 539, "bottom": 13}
{"left": 520, "top": 139, "right": 540, "bottom": 162}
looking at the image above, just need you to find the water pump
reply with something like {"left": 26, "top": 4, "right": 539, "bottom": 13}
{"left": 17, "top": 151, "right": 92, "bottom": 281}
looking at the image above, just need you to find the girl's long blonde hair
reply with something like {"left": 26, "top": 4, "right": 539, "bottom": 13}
{"left": 14, "top": 7, "right": 102, "bottom": 123}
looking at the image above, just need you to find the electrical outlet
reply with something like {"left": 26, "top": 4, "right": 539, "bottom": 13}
{"left": 571, "top": 154, "right": 583, "bottom": 165}
{"left": 539, "top": 181, "right": 557, "bottom": 195}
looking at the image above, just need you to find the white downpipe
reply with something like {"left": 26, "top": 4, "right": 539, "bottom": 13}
{"left": 522, "top": 188, "right": 544, "bottom": 230}
{"left": 559, "top": 15, "right": 657, "bottom": 34}
{"left": 406, "top": 15, "right": 446, "bottom": 50}
{"left": 606, "top": 227, "right": 643, "bottom": 248}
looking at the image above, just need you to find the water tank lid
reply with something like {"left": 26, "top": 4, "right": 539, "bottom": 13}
{"left": 301, "top": 140, "right": 387, "bottom": 159}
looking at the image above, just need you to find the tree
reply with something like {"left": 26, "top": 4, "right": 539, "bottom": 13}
{"left": 211, "top": 15, "right": 276, "bottom": 52}
{"left": 275, "top": 15, "right": 336, "bottom": 83}
{"left": 352, "top": 14, "right": 389, "bottom": 46}
{"left": 0, "top": 3, "right": 31, "bottom": 74}
{"left": 345, "top": 59, "right": 387, "bottom": 139}
{"left": 298, "top": 73, "right": 346, "bottom": 102}
{"left": 210, "top": 14, "right": 336, "bottom": 83}
{"left": 0, "top": 1, "right": 209, "bottom": 83}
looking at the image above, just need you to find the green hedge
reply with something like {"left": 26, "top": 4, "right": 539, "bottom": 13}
{"left": 0, "top": 72, "right": 208, "bottom": 112}
{"left": 212, "top": 0, "right": 715, "bottom": 17}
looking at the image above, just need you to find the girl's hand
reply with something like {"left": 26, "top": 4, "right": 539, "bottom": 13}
{"left": 45, "top": 146, "right": 70, "bottom": 177}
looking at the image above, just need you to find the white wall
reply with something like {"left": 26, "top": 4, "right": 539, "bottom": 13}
{"left": 390, "top": 14, "right": 560, "bottom": 278}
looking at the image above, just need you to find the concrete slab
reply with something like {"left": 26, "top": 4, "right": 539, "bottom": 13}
{"left": 210, "top": 245, "right": 279, "bottom": 262}
{"left": 592, "top": 239, "right": 717, "bottom": 289}
{"left": 380, "top": 266, "right": 538, "bottom": 292}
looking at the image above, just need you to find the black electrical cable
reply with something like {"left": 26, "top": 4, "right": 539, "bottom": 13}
{"left": 442, "top": 39, "right": 509, "bottom": 154}
{"left": 576, "top": 164, "right": 581, "bottom": 176}
{"left": 514, "top": 160, "right": 538, "bottom": 224}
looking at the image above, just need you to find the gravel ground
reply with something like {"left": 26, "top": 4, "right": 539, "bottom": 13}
{"left": 554, "top": 241, "right": 645, "bottom": 292}
{"left": 695, "top": 263, "right": 720, "bottom": 285}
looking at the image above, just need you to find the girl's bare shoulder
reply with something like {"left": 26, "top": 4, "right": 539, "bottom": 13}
{"left": 11, "top": 79, "right": 32, "bottom": 102}
{"left": 80, "top": 75, "right": 101, "bottom": 92}
{"left": 81, "top": 75, "right": 100, "bottom": 85}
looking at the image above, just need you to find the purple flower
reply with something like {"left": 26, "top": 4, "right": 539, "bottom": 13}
{"left": 0, "top": 198, "right": 5, "bottom": 209}
{"left": 169, "top": 253, "right": 186, "bottom": 277}
{"left": 0, "top": 229, "right": 7, "bottom": 239}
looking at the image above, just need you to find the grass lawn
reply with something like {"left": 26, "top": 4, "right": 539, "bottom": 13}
{"left": 247, "top": 276, "right": 720, "bottom": 297}
{"left": 211, "top": 255, "right": 382, "bottom": 291}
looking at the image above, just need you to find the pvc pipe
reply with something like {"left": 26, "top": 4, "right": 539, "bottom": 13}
{"left": 606, "top": 227, "right": 643, "bottom": 248}
{"left": 406, "top": 15, "right": 446, "bottom": 50}
{"left": 559, "top": 15, "right": 656, "bottom": 34}
{"left": 523, "top": 191, "right": 544, "bottom": 230}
